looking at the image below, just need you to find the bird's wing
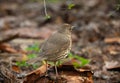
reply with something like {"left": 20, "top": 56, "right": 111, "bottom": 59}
{"left": 40, "top": 32, "right": 70, "bottom": 56}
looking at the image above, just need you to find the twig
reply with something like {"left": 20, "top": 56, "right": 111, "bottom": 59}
{"left": 43, "top": 0, "right": 48, "bottom": 16}
{"left": 0, "top": 34, "right": 19, "bottom": 43}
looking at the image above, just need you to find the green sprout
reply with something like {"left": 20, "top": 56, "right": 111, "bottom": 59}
{"left": 16, "top": 60, "right": 28, "bottom": 67}
{"left": 68, "top": 53, "right": 90, "bottom": 68}
{"left": 27, "top": 54, "right": 37, "bottom": 59}
{"left": 32, "top": 63, "right": 39, "bottom": 69}
{"left": 16, "top": 43, "right": 40, "bottom": 69}
{"left": 16, "top": 60, "right": 39, "bottom": 69}
{"left": 45, "top": 15, "right": 51, "bottom": 19}
{"left": 26, "top": 43, "right": 40, "bottom": 52}
{"left": 47, "top": 60, "right": 63, "bottom": 66}
{"left": 68, "top": 3, "right": 75, "bottom": 9}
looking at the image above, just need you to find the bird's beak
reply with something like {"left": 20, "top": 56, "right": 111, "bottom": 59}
{"left": 71, "top": 26, "right": 75, "bottom": 29}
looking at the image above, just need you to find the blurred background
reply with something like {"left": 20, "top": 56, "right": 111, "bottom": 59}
{"left": 0, "top": 0, "right": 120, "bottom": 83}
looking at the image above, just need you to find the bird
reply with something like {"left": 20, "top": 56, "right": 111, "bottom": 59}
{"left": 28, "top": 23, "right": 73, "bottom": 77}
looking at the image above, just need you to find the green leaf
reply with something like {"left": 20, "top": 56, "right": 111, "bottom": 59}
{"left": 68, "top": 52, "right": 90, "bottom": 67}
{"left": 72, "top": 62, "right": 80, "bottom": 68}
{"left": 32, "top": 64, "right": 39, "bottom": 69}
{"left": 47, "top": 61, "right": 54, "bottom": 66}
{"left": 68, "top": 52, "right": 73, "bottom": 58}
{"left": 45, "top": 15, "right": 51, "bottom": 19}
{"left": 16, "top": 61, "right": 28, "bottom": 67}
{"left": 26, "top": 43, "right": 40, "bottom": 52}
{"left": 56, "top": 60, "right": 63, "bottom": 66}
{"left": 77, "top": 57, "right": 90, "bottom": 67}
{"left": 68, "top": 3, "right": 75, "bottom": 9}
{"left": 28, "top": 54, "right": 37, "bottom": 59}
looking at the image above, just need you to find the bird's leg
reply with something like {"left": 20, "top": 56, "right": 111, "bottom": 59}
{"left": 54, "top": 61, "right": 59, "bottom": 78}
{"left": 45, "top": 60, "right": 48, "bottom": 77}
{"left": 43, "top": 60, "right": 48, "bottom": 83}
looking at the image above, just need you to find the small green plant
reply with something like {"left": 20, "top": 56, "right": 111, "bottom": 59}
{"left": 44, "top": 0, "right": 51, "bottom": 19}
{"left": 46, "top": 52, "right": 90, "bottom": 67}
{"left": 16, "top": 43, "right": 40, "bottom": 69}
{"left": 47, "top": 60, "right": 63, "bottom": 66}
{"left": 27, "top": 54, "right": 37, "bottom": 59}
{"left": 16, "top": 60, "right": 39, "bottom": 69}
{"left": 68, "top": 53, "right": 90, "bottom": 68}
{"left": 68, "top": 3, "right": 75, "bottom": 9}
{"left": 32, "top": 63, "right": 39, "bottom": 69}
{"left": 16, "top": 60, "right": 29, "bottom": 67}
{"left": 26, "top": 43, "right": 40, "bottom": 52}
{"left": 16, "top": 43, "right": 89, "bottom": 69}
{"left": 45, "top": 15, "right": 51, "bottom": 19}
{"left": 26, "top": 43, "right": 40, "bottom": 60}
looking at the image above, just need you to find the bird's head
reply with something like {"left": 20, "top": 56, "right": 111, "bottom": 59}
{"left": 58, "top": 23, "right": 74, "bottom": 34}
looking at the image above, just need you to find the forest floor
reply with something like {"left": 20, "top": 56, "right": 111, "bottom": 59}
{"left": 0, "top": 0, "right": 120, "bottom": 83}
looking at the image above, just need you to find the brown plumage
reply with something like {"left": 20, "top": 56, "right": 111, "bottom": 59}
{"left": 28, "top": 23, "right": 73, "bottom": 77}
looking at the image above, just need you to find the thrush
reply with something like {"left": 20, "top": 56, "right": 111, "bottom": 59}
{"left": 28, "top": 23, "right": 73, "bottom": 77}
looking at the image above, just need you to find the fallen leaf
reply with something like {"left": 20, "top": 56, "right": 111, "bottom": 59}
{"left": 104, "top": 37, "right": 120, "bottom": 44}
{"left": 0, "top": 43, "right": 17, "bottom": 53}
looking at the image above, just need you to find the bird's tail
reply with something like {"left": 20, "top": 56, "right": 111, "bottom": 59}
{"left": 27, "top": 53, "right": 45, "bottom": 64}
{"left": 27, "top": 57, "right": 43, "bottom": 64}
